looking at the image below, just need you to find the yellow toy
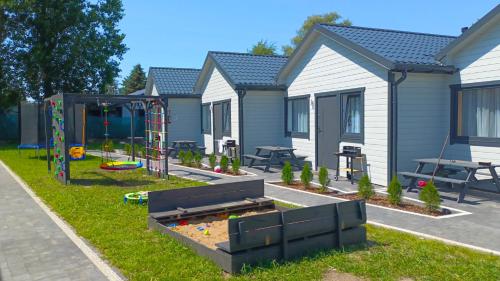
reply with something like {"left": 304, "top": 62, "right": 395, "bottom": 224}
{"left": 70, "top": 146, "right": 86, "bottom": 160}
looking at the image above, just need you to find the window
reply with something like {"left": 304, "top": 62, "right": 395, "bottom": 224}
{"left": 201, "top": 104, "right": 211, "bottom": 134}
{"left": 452, "top": 83, "right": 500, "bottom": 146}
{"left": 286, "top": 96, "right": 309, "bottom": 138}
{"left": 341, "top": 92, "right": 363, "bottom": 142}
{"left": 222, "top": 101, "right": 231, "bottom": 136}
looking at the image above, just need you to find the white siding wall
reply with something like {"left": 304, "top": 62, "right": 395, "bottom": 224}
{"left": 285, "top": 34, "right": 389, "bottom": 185}
{"left": 397, "top": 73, "right": 450, "bottom": 173}
{"left": 200, "top": 66, "right": 239, "bottom": 154}
{"left": 243, "top": 90, "right": 285, "bottom": 156}
{"left": 168, "top": 98, "right": 202, "bottom": 146}
{"left": 444, "top": 18, "right": 500, "bottom": 164}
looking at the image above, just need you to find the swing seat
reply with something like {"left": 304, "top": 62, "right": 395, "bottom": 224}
{"left": 100, "top": 161, "right": 143, "bottom": 171}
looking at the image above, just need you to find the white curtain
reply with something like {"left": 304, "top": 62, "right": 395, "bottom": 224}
{"left": 461, "top": 87, "right": 500, "bottom": 138}
{"left": 288, "top": 98, "right": 308, "bottom": 134}
{"left": 344, "top": 95, "right": 361, "bottom": 134}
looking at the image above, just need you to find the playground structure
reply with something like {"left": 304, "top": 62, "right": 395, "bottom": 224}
{"left": 44, "top": 93, "right": 169, "bottom": 185}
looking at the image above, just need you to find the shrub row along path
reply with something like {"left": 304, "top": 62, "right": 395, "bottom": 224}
{"left": 0, "top": 162, "right": 113, "bottom": 281}
{"left": 91, "top": 151, "right": 500, "bottom": 254}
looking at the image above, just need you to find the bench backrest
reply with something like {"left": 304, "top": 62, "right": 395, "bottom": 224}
{"left": 148, "top": 179, "right": 264, "bottom": 213}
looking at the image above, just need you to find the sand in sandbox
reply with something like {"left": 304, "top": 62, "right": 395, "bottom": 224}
{"left": 168, "top": 209, "right": 276, "bottom": 249}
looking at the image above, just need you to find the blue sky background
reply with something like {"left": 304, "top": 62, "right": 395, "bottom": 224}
{"left": 118, "top": 0, "right": 499, "bottom": 82}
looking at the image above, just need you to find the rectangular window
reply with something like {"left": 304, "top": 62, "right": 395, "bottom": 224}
{"left": 452, "top": 83, "right": 500, "bottom": 146}
{"left": 222, "top": 101, "right": 231, "bottom": 136}
{"left": 341, "top": 92, "right": 364, "bottom": 142}
{"left": 286, "top": 97, "right": 309, "bottom": 138}
{"left": 201, "top": 104, "right": 211, "bottom": 134}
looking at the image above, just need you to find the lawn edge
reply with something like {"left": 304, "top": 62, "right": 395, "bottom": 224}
{"left": 0, "top": 160, "right": 125, "bottom": 281}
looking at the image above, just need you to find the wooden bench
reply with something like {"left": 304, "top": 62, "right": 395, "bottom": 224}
{"left": 244, "top": 154, "right": 271, "bottom": 171}
{"left": 398, "top": 171, "right": 468, "bottom": 202}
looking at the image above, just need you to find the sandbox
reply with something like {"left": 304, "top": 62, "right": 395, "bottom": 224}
{"left": 148, "top": 179, "right": 367, "bottom": 274}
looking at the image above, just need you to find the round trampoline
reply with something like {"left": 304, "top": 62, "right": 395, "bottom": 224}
{"left": 100, "top": 161, "right": 143, "bottom": 171}
{"left": 124, "top": 191, "right": 149, "bottom": 204}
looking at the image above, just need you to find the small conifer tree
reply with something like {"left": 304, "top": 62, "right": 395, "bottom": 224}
{"left": 194, "top": 151, "right": 203, "bottom": 168}
{"left": 318, "top": 166, "right": 330, "bottom": 193}
{"left": 184, "top": 150, "right": 194, "bottom": 166}
{"left": 281, "top": 161, "right": 294, "bottom": 185}
{"left": 419, "top": 181, "right": 441, "bottom": 211}
{"left": 208, "top": 153, "right": 217, "bottom": 170}
{"left": 220, "top": 155, "right": 229, "bottom": 172}
{"left": 358, "top": 174, "right": 374, "bottom": 200}
{"left": 231, "top": 158, "right": 241, "bottom": 175}
{"left": 300, "top": 163, "right": 313, "bottom": 188}
{"left": 387, "top": 176, "right": 402, "bottom": 205}
{"left": 178, "top": 150, "right": 186, "bottom": 165}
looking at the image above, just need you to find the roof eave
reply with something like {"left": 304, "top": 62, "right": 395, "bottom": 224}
{"left": 234, "top": 84, "right": 287, "bottom": 91}
{"left": 392, "top": 63, "right": 457, "bottom": 74}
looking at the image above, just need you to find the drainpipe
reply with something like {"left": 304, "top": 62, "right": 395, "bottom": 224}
{"left": 388, "top": 70, "right": 407, "bottom": 182}
{"left": 237, "top": 89, "right": 247, "bottom": 164}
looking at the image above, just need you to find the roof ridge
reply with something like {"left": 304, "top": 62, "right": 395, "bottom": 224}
{"left": 319, "top": 23, "right": 457, "bottom": 38}
{"left": 208, "top": 50, "right": 288, "bottom": 58}
{"left": 149, "top": 66, "right": 201, "bottom": 71}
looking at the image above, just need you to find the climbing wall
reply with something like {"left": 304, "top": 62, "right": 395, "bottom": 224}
{"left": 145, "top": 102, "right": 167, "bottom": 177}
{"left": 49, "top": 95, "right": 70, "bottom": 184}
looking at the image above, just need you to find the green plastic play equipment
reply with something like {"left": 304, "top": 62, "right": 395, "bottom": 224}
{"left": 124, "top": 191, "right": 149, "bottom": 204}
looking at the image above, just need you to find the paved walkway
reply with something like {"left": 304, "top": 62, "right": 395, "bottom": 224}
{"left": 0, "top": 163, "right": 111, "bottom": 281}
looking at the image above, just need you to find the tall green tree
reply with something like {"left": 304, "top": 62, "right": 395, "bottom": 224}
{"left": 121, "top": 64, "right": 146, "bottom": 94}
{"left": 282, "top": 12, "right": 351, "bottom": 56}
{"left": 1, "top": 0, "right": 127, "bottom": 102}
{"left": 248, "top": 40, "right": 277, "bottom": 56}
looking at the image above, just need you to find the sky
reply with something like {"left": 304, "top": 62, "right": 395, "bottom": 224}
{"left": 118, "top": 0, "right": 499, "bottom": 83}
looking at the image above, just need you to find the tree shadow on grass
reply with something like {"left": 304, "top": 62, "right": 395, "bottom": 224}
{"left": 72, "top": 170, "right": 155, "bottom": 188}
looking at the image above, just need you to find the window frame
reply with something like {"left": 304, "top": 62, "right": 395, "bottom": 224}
{"left": 221, "top": 100, "right": 231, "bottom": 137}
{"left": 284, "top": 94, "right": 310, "bottom": 139}
{"left": 340, "top": 90, "right": 365, "bottom": 143}
{"left": 450, "top": 80, "right": 500, "bottom": 147}
{"left": 201, "top": 103, "right": 211, "bottom": 134}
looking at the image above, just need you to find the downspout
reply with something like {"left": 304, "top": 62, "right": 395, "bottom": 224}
{"left": 237, "top": 89, "right": 247, "bottom": 164}
{"left": 388, "top": 70, "right": 407, "bottom": 182}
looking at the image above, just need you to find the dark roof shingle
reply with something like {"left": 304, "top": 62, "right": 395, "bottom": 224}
{"left": 319, "top": 24, "right": 457, "bottom": 66}
{"left": 148, "top": 67, "right": 200, "bottom": 95}
{"left": 209, "top": 52, "right": 288, "bottom": 87}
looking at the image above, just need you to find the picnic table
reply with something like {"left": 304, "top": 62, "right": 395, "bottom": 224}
{"left": 244, "top": 146, "right": 305, "bottom": 172}
{"left": 399, "top": 158, "right": 500, "bottom": 203}
{"left": 168, "top": 140, "right": 206, "bottom": 158}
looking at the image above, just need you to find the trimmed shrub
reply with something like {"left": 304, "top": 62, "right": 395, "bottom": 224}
{"left": 194, "top": 152, "right": 203, "bottom": 168}
{"left": 140, "top": 146, "right": 146, "bottom": 159}
{"left": 387, "top": 176, "right": 402, "bottom": 205}
{"left": 124, "top": 143, "right": 131, "bottom": 156}
{"left": 358, "top": 174, "right": 374, "bottom": 200}
{"left": 281, "top": 161, "right": 294, "bottom": 185}
{"left": 184, "top": 150, "right": 194, "bottom": 167}
{"left": 208, "top": 153, "right": 217, "bottom": 170}
{"left": 102, "top": 139, "right": 114, "bottom": 152}
{"left": 318, "top": 166, "right": 330, "bottom": 193}
{"left": 231, "top": 158, "right": 241, "bottom": 175}
{"left": 419, "top": 181, "right": 441, "bottom": 211}
{"left": 220, "top": 155, "right": 229, "bottom": 172}
{"left": 178, "top": 150, "right": 186, "bottom": 165}
{"left": 134, "top": 144, "right": 141, "bottom": 157}
{"left": 300, "top": 163, "right": 313, "bottom": 188}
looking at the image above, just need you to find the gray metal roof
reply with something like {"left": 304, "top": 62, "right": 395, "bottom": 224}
{"left": 147, "top": 67, "right": 201, "bottom": 95}
{"left": 436, "top": 4, "right": 500, "bottom": 60}
{"left": 128, "top": 89, "right": 145, "bottom": 96}
{"left": 317, "top": 24, "right": 457, "bottom": 72}
{"left": 208, "top": 51, "right": 288, "bottom": 88}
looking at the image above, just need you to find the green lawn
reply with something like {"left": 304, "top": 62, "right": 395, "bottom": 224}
{"left": 1, "top": 146, "right": 499, "bottom": 281}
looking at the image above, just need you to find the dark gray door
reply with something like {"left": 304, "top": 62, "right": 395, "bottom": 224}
{"left": 213, "top": 103, "right": 223, "bottom": 155}
{"left": 317, "top": 95, "right": 340, "bottom": 169}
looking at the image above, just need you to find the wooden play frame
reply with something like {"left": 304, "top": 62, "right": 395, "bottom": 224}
{"left": 148, "top": 179, "right": 367, "bottom": 274}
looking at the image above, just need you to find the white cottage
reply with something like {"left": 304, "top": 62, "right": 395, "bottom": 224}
{"left": 194, "top": 51, "right": 288, "bottom": 160}
{"left": 277, "top": 4, "right": 500, "bottom": 186}
{"left": 145, "top": 67, "right": 202, "bottom": 145}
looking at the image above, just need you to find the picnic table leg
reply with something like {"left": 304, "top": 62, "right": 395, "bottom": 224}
{"left": 350, "top": 156, "right": 354, "bottom": 185}
{"left": 488, "top": 167, "right": 500, "bottom": 193}
{"left": 265, "top": 151, "right": 277, "bottom": 172}
{"left": 457, "top": 184, "right": 468, "bottom": 203}
{"left": 407, "top": 163, "right": 425, "bottom": 192}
